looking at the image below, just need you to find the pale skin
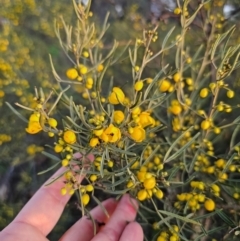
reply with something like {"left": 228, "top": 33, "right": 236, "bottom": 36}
{"left": 0, "top": 167, "right": 143, "bottom": 241}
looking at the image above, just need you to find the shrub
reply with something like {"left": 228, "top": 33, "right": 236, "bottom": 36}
{"left": 8, "top": 0, "right": 240, "bottom": 240}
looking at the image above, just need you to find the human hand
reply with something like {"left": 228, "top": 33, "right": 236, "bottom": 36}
{"left": 0, "top": 168, "right": 143, "bottom": 241}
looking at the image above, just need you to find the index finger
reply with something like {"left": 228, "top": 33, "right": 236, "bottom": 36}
{"left": 12, "top": 153, "right": 94, "bottom": 236}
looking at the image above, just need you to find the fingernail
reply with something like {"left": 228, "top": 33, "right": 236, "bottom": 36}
{"left": 121, "top": 194, "right": 138, "bottom": 208}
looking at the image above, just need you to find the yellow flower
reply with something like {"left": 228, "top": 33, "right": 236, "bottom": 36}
{"left": 90, "top": 174, "right": 97, "bottom": 182}
{"left": 197, "top": 194, "right": 205, "bottom": 203}
{"left": 146, "top": 78, "right": 153, "bottom": 84}
{"left": 227, "top": 90, "right": 234, "bottom": 98}
{"left": 132, "top": 106, "right": 141, "bottom": 115}
{"left": 168, "top": 105, "right": 182, "bottom": 115}
{"left": 143, "top": 176, "right": 156, "bottom": 189}
{"left": 86, "top": 184, "right": 94, "bottom": 192}
{"left": 100, "top": 131, "right": 109, "bottom": 143}
{"left": 86, "top": 83, "right": 93, "bottom": 89}
{"left": 108, "top": 160, "right": 114, "bottom": 167}
{"left": 127, "top": 180, "right": 134, "bottom": 188}
{"left": 82, "top": 92, "right": 89, "bottom": 99}
{"left": 134, "top": 66, "right": 140, "bottom": 72}
{"left": 137, "top": 189, "right": 147, "bottom": 201}
{"left": 61, "top": 187, "right": 67, "bottom": 196}
{"left": 204, "top": 199, "right": 215, "bottom": 211}
{"left": 186, "top": 78, "right": 193, "bottom": 85}
{"left": 86, "top": 77, "right": 93, "bottom": 85}
{"left": 137, "top": 171, "right": 147, "bottom": 182}
{"left": 123, "top": 97, "right": 131, "bottom": 106}
{"left": 97, "top": 64, "right": 104, "bottom": 72}
{"left": 48, "top": 118, "right": 58, "bottom": 128}
{"left": 54, "top": 144, "right": 63, "bottom": 153}
{"left": 173, "top": 72, "right": 181, "bottom": 82}
{"left": 48, "top": 132, "right": 54, "bottom": 137}
{"left": 200, "top": 88, "right": 209, "bottom": 98}
{"left": 134, "top": 81, "right": 144, "bottom": 91}
{"left": 233, "top": 193, "right": 239, "bottom": 199}
{"left": 211, "top": 184, "right": 220, "bottom": 193}
{"left": 66, "top": 68, "right": 78, "bottom": 80}
{"left": 63, "top": 130, "right": 77, "bottom": 144}
{"left": 215, "top": 159, "right": 225, "bottom": 168}
{"left": 201, "top": 120, "right": 211, "bottom": 130}
{"left": 83, "top": 51, "right": 89, "bottom": 58}
{"left": 101, "top": 124, "right": 121, "bottom": 143}
{"left": 0, "top": 88, "right": 6, "bottom": 98}
{"left": 29, "top": 113, "right": 40, "bottom": 122}
{"left": 108, "top": 87, "right": 125, "bottom": 105}
{"left": 113, "top": 110, "right": 125, "bottom": 124}
{"left": 82, "top": 193, "right": 90, "bottom": 206}
{"left": 159, "top": 79, "right": 171, "bottom": 92}
{"left": 61, "top": 159, "right": 69, "bottom": 167}
{"left": 174, "top": 7, "right": 181, "bottom": 15}
{"left": 89, "top": 137, "right": 99, "bottom": 147}
{"left": 155, "top": 189, "right": 164, "bottom": 199}
{"left": 93, "top": 128, "right": 103, "bottom": 136}
{"left": 172, "top": 117, "right": 181, "bottom": 132}
{"left": 79, "top": 64, "right": 88, "bottom": 75}
{"left": 130, "top": 126, "right": 146, "bottom": 142}
{"left": 138, "top": 112, "right": 155, "bottom": 128}
{"left": 131, "top": 161, "right": 139, "bottom": 169}
{"left": 26, "top": 121, "right": 42, "bottom": 134}
{"left": 26, "top": 113, "right": 42, "bottom": 134}
{"left": 177, "top": 193, "right": 187, "bottom": 201}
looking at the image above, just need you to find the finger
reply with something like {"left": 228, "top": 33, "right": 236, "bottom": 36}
{"left": 119, "top": 222, "right": 144, "bottom": 241}
{"left": 92, "top": 194, "right": 138, "bottom": 241}
{"left": 59, "top": 198, "right": 118, "bottom": 241}
{"left": 11, "top": 153, "right": 94, "bottom": 236}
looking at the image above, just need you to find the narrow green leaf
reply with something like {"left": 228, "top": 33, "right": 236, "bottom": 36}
{"left": 41, "top": 151, "right": 62, "bottom": 162}
{"left": 94, "top": 187, "right": 129, "bottom": 194}
{"left": 108, "top": 144, "right": 136, "bottom": 156}
{"left": 215, "top": 209, "right": 236, "bottom": 228}
{"left": 210, "top": 25, "right": 236, "bottom": 61}
{"left": 37, "top": 161, "right": 61, "bottom": 175}
{"left": 185, "top": 3, "right": 204, "bottom": 28}
{"left": 6, "top": 102, "right": 28, "bottom": 123}
{"left": 91, "top": 194, "right": 110, "bottom": 218}
{"left": 163, "top": 127, "right": 199, "bottom": 163}
{"left": 142, "top": 145, "right": 160, "bottom": 166}
{"left": 101, "top": 176, "right": 129, "bottom": 188}
{"left": 100, "top": 151, "right": 106, "bottom": 178}
{"left": 159, "top": 210, "right": 200, "bottom": 225}
{"left": 143, "top": 66, "right": 168, "bottom": 100}
{"left": 162, "top": 26, "right": 175, "bottom": 50}
{"left": 43, "top": 168, "right": 66, "bottom": 184}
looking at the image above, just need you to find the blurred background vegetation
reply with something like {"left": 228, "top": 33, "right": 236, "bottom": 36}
{"left": 1, "top": 0, "right": 240, "bottom": 240}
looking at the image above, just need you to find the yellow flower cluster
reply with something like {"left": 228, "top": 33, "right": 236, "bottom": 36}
{"left": 53, "top": 130, "right": 77, "bottom": 156}
{"left": 66, "top": 68, "right": 78, "bottom": 80}
{"left": 168, "top": 100, "right": 184, "bottom": 115}
{"left": 9, "top": 2, "right": 240, "bottom": 238}
{"left": 174, "top": 180, "right": 219, "bottom": 213}
{"left": 128, "top": 126, "right": 146, "bottom": 142}
{"left": 128, "top": 107, "right": 157, "bottom": 142}
{"left": 134, "top": 166, "right": 164, "bottom": 201}
{"left": 113, "top": 110, "right": 125, "bottom": 124}
{"left": 61, "top": 170, "right": 94, "bottom": 206}
{"left": 89, "top": 124, "right": 121, "bottom": 147}
{"left": 0, "top": 134, "right": 11, "bottom": 145}
{"left": 25, "top": 113, "right": 42, "bottom": 134}
{"left": 63, "top": 130, "right": 77, "bottom": 144}
{"left": 156, "top": 225, "right": 180, "bottom": 241}
{"left": 108, "top": 87, "right": 125, "bottom": 105}
{"left": 26, "top": 144, "right": 44, "bottom": 156}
